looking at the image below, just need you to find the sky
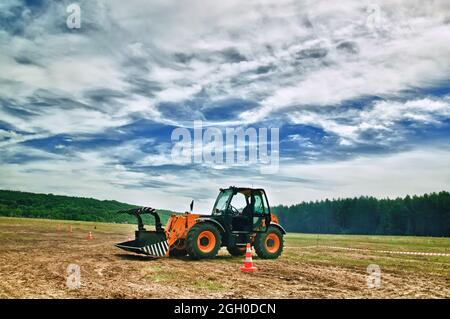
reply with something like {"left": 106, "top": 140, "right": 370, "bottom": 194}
{"left": 0, "top": 0, "right": 450, "bottom": 212}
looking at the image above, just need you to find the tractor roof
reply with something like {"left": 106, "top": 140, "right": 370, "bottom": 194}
{"left": 220, "top": 186, "right": 266, "bottom": 196}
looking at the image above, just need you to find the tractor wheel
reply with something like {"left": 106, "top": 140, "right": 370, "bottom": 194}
{"left": 169, "top": 240, "right": 187, "bottom": 257}
{"left": 186, "top": 223, "right": 222, "bottom": 259}
{"left": 170, "top": 248, "right": 187, "bottom": 257}
{"left": 254, "top": 226, "right": 284, "bottom": 259}
{"left": 227, "top": 246, "right": 246, "bottom": 256}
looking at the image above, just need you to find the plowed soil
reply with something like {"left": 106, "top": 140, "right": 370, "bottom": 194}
{"left": 0, "top": 217, "right": 449, "bottom": 298}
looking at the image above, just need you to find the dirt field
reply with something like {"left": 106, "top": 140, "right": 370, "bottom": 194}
{"left": 0, "top": 217, "right": 449, "bottom": 298}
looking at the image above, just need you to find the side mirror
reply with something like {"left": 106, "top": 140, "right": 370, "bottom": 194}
{"left": 190, "top": 200, "right": 194, "bottom": 213}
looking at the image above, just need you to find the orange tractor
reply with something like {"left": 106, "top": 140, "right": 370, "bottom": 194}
{"left": 115, "top": 187, "right": 285, "bottom": 259}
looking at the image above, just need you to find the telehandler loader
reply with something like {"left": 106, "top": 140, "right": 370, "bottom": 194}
{"left": 115, "top": 187, "right": 285, "bottom": 259}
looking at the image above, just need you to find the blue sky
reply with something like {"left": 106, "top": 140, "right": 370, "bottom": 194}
{"left": 0, "top": 0, "right": 450, "bottom": 212}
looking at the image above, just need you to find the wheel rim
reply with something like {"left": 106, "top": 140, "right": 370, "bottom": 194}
{"left": 197, "top": 230, "right": 216, "bottom": 253}
{"left": 265, "top": 233, "right": 280, "bottom": 254}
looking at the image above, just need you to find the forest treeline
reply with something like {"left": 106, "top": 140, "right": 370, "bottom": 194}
{"left": 0, "top": 190, "right": 174, "bottom": 225}
{"left": 273, "top": 191, "right": 450, "bottom": 237}
{"left": 0, "top": 189, "right": 449, "bottom": 237}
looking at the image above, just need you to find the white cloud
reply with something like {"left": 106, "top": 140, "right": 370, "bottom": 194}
{"left": 2, "top": 141, "right": 449, "bottom": 212}
{"left": 269, "top": 145, "right": 450, "bottom": 206}
{"left": 0, "top": 105, "right": 130, "bottom": 137}
{"left": 1, "top": 0, "right": 450, "bottom": 210}
{"left": 2, "top": 0, "right": 450, "bottom": 129}
{"left": 289, "top": 96, "right": 450, "bottom": 145}
{"left": 0, "top": 129, "right": 18, "bottom": 140}
{"left": 361, "top": 98, "right": 450, "bottom": 125}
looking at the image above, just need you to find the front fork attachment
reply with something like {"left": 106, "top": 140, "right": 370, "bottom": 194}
{"left": 118, "top": 207, "right": 164, "bottom": 232}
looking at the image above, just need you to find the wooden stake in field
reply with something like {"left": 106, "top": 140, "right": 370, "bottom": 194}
{"left": 69, "top": 225, "right": 72, "bottom": 233}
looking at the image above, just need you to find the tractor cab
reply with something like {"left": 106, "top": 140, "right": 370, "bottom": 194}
{"left": 211, "top": 187, "right": 271, "bottom": 233}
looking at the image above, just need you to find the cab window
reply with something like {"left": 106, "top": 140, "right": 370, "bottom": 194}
{"left": 254, "top": 192, "right": 266, "bottom": 216}
{"left": 212, "top": 189, "right": 232, "bottom": 214}
{"left": 229, "top": 193, "right": 248, "bottom": 213}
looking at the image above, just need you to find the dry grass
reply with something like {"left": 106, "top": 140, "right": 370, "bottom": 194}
{"left": 0, "top": 217, "right": 448, "bottom": 299}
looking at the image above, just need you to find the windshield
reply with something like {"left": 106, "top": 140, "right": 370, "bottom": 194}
{"left": 212, "top": 189, "right": 233, "bottom": 215}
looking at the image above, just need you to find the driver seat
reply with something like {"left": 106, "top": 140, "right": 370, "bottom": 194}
{"left": 231, "top": 199, "right": 253, "bottom": 231}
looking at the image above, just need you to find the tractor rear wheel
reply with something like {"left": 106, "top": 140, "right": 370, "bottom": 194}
{"left": 226, "top": 246, "right": 246, "bottom": 256}
{"left": 186, "top": 223, "right": 222, "bottom": 259}
{"left": 254, "top": 226, "right": 284, "bottom": 259}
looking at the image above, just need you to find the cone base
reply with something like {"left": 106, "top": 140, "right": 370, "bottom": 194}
{"left": 240, "top": 266, "right": 257, "bottom": 273}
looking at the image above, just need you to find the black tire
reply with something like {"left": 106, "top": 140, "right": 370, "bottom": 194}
{"left": 227, "top": 246, "right": 246, "bottom": 256}
{"left": 254, "top": 226, "right": 284, "bottom": 259}
{"left": 169, "top": 240, "right": 187, "bottom": 257}
{"left": 186, "top": 223, "right": 222, "bottom": 259}
{"left": 169, "top": 249, "right": 187, "bottom": 257}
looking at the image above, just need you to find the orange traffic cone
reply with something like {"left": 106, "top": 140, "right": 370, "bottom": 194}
{"left": 87, "top": 231, "right": 93, "bottom": 240}
{"left": 240, "top": 243, "right": 257, "bottom": 273}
